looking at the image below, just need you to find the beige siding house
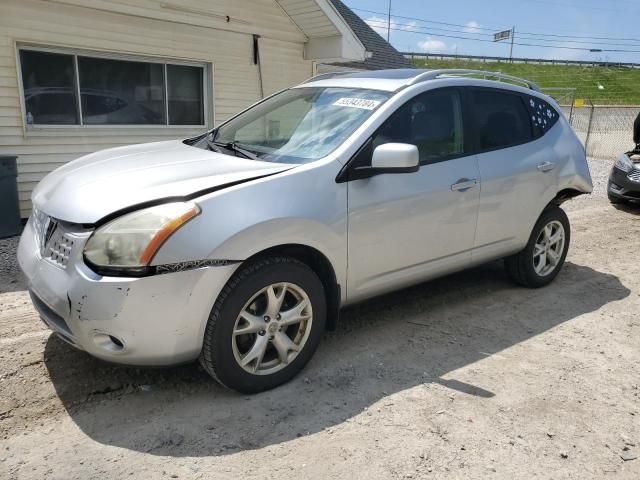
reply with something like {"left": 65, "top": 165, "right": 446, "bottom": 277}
{"left": 0, "top": 0, "right": 365, "bottom": 217}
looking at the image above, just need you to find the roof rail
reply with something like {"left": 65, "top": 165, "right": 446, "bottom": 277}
{"left": 301, "top": 71, "right": 350, "bottom": 84}
{"left": 407, "top": 69, "right": 541, "bottom": 92}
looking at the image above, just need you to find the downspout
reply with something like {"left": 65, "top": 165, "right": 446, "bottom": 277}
{"left": 253, "top": 34, "right": 264, "bottom": 99}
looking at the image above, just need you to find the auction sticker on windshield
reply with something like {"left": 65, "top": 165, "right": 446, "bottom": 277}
{"left": 333, "top": 97, "right": 381, "bottom": 110}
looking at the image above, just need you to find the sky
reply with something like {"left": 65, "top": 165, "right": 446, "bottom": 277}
{"left": 342, "top": 0, "right": 640, "bottom": 63}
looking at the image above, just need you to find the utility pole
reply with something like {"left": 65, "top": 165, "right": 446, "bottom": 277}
{"left": 509, "top": 26, "right": 515, "bottom": 62}
{"left": 387, "top": 0, "right": 392, "bottom": 42}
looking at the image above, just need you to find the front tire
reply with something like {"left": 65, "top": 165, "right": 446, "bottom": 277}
{"left": 505, "top": 207, "right": 570, "bottom": 288}
{"left": 200, "top": 256, "right": 326, "bottom": 393}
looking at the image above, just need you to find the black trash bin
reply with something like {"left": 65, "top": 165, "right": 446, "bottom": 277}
{"left": 0, "top": 155, "right": 22, "bottom": 239}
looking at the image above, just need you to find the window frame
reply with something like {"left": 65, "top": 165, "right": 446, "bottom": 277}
{"left": 16, "top": 44, "right": 210, "bottom": 130}
{"left": 467, "top": 86, "right": 536, "bottom": 155}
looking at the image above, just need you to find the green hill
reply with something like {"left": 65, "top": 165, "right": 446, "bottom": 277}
{"left": 410, "top": 57, "right": 640, "bottom": 105}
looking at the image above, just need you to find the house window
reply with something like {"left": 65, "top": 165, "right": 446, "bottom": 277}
{"left": 19, "top": 49, "right": 206, "bottom": 126}
{"left": 167, "top": 64, "right": 205, "bottom": 125}
{"left": 19, "top": 50, "right": 79, "bottom": 125}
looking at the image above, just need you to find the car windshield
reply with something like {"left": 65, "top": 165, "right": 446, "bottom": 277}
{"left": 198, "top": 87, "right": 391, "bottom": 164}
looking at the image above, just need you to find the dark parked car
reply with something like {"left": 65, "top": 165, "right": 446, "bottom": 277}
{"left": 608, "top": 112, "right": 640, "bottom": 205}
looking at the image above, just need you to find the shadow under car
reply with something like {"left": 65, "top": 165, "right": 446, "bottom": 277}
{"left": 43, "top": 260, "right": 629, "bottom": 457}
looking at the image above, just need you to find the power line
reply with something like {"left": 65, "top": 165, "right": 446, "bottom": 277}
{"left": 354, "top": 7, "right": 508, "bottom": 33}
{"left": 372, "top": 21, "right": 496, "bottom": 38}
{"left": 351, "top": 6, "right": 640, "bottom": 44}
{"left": 515, "top": 0, "right": 640, "bottom": 14}
{"left": 517, "top": 30, "right": 640, "bottom": 43}
{"left": 366, "top": 17, "right": 640, "bottom": 48}
{"left": 366, "top": 20, "right": 640, "bottom": 53}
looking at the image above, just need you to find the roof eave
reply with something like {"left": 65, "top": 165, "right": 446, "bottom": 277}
{"left": 277, "top": 0, "right": 366, "bottom": 62}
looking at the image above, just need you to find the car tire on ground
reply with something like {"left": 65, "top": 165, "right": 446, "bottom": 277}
{"left": 199, "top": 256, "right": 326, "bottom": 393}
{"left": 504, "top": 207, "right": 570, "bottom": 288}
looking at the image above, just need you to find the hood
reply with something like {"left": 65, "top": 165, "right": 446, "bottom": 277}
{"left": 32, "top": 140, "right": 294, "bottom": 224}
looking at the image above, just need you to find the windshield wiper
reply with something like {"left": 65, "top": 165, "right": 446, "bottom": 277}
{"left": 204, "top": 137, "right": 223, "bottom": 153}
{"left": 213, "top": 141, "right": 260, "bottom": 160}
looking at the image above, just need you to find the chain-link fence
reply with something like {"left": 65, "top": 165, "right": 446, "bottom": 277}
{"left": 568, "top": 105, "right": 639, "bottom": 159}
{"left": 544, "top": 88, "right": 639, "bottom": 159}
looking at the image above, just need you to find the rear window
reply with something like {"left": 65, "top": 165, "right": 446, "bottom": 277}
{"left": 525, "top": 95, "right": 560, "bottom": 138}
{"left": 472, "top": 89, "right": 533, "bottom": 151}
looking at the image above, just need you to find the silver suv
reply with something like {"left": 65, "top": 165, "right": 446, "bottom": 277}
{"left": 18, "top": 69, "right": 593, "bottom": 392}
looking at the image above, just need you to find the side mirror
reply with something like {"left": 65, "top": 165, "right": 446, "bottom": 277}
{"left": 346, "top": 143, "right": 419, "bottom": 181}
{"left": 371, "top": 143, "right": 420, "bottom": 171}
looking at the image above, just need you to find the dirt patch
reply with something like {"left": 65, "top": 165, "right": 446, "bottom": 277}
{"left": 1, "top": 159, "right": 639, "bottom": 479}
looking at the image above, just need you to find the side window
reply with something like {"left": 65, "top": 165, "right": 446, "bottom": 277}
{"left": 372, "top": 89, "right": 464, "bottom": 164}
{"left": 525, "top": 95, "right": 560, "bottom": 138}
{"left": 472, "top": 89, "right": 533, "bottom": 151}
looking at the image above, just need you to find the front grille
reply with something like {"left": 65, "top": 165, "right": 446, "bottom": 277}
{"left": 32, "top": 207, "right": 49, "bottom": 254}
{"left": 32, "top": 208, "right": 80, "bottom": 269}
{"left": 45, "top": 229, "right": 75, "bottom": 267}
{"left": 628, "top": 169, "right": 640, "bottom": 183}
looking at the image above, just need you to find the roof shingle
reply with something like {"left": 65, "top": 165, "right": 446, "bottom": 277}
{"left": 328, "top": 0, "right": 414, "bottom": 70}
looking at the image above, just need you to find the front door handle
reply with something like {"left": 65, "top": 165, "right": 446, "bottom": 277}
{"left": 451, "top": 178, "right": 478, "bottom": 191}
{"left": 537, "top": 161, "right": 556, "bottom": 172}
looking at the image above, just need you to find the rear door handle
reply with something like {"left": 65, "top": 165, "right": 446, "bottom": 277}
{"left": 451, "top": 178, "right": 478, "bottom": 191}
{"left": 537, "top": 161, "right": 556, "bottom": 172}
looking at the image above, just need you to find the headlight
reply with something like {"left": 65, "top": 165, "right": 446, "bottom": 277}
{"left": 614, "top": 155, "right": 633, "bottom": 173}
{"left": 84, "top": 202, "right": 200, "bottom": 275}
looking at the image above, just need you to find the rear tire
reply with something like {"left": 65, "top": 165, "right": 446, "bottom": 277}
{"left": 505, "top": 207, "right": 570, "bottom": 288}
{"left": 200, "top": 256, "right": 326, "bottom": 393}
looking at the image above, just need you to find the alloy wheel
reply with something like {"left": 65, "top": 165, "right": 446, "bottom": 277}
{"left": 231, "top": 282, "right": 313, "bottom": 375}
{"left": 533, "top": 220, "right": 565, "bottom": 276}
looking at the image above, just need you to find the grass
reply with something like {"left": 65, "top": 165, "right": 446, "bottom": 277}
{"left": 410, "top": 58, "right": 640, "bottom": 105}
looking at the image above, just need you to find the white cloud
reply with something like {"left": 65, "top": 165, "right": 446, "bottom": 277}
{"left": 464, "top": 21, "right": 481, "bottom": 34}
{"left": 365, "top": 16, "right": 388, "bottom": 36}
{"left": 365, "top": 15, "right": 419, "bottom": 37}
{"left": 417, "top": 38, "right": 448, "bottom": 53}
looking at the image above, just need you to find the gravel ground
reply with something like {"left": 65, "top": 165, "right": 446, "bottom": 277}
{"left": 0, "top": 236, "right": 23, "bottom": 294}
{"left": 1, "top": 158, "right": 639, "bottom": 479}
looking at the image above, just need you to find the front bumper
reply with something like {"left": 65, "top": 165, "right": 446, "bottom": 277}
{"left": 608, "top": 165, "right": 640, "bottom": 202}
{"left": 17, "top": 216, "right": 238, "bottom": 366}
